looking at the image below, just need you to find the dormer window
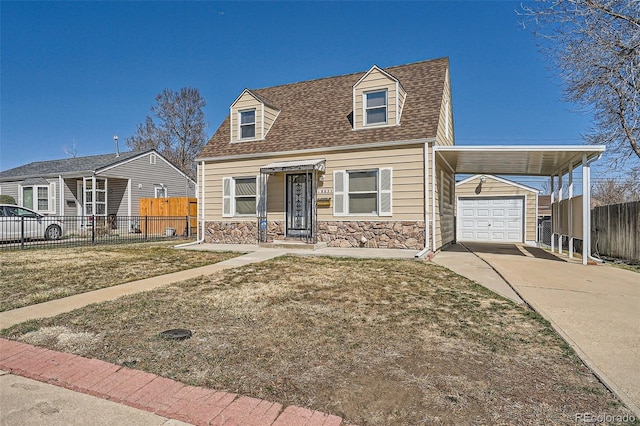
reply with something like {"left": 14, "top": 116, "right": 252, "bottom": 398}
{"left": 239, "top": 109, "right": 256, "bottom": 139}
{"left": 353, "top": 65, "right": 406, "bottom": 130}
{"left": 365, "top": 90, "right": 387, "bottom": 125}
{"left": 230, "top": 89, "right": 280, "bottom": 143}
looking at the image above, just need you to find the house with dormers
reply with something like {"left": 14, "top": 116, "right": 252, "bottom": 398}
{"left": 196, "top": 57, "right": 455, "bottom": 250}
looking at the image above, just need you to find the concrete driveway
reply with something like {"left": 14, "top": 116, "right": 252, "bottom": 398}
{"left": 461, "top": 242, "right": 640, "bottom": 416}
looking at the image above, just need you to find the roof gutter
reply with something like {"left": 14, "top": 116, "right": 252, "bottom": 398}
{"left": 0, "top": 170, "right": 96, "bottom": 182}
{"left": 196, "top": 138, "right": 437, "bottom": 163}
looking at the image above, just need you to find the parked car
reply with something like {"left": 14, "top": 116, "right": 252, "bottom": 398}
{"left": 0, "top": 204, "right": 64, "bottom": 242}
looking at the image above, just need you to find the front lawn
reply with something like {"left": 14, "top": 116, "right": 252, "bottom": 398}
{"left": 0, "top": 243, "right": 239, "bottom": 312}
{"left": 1, "top": 256, "right": 634, "bottom": 424}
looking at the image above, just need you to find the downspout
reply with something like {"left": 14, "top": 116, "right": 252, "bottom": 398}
{"left": 415, "top": 141, "right": 431, "bottom": 259}
{"left": 175, "top": 160, "right": 206, "bottom": 248}
{"left": 431, "top": 145, "right": 437, "bottom": 252}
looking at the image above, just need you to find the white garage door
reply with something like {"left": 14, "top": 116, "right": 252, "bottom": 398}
{"left": 457, "top": 197, "right": 524, "bottom": 242}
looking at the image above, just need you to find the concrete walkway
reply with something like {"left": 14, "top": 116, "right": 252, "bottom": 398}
{"left": 436, "top": 243, "right": 640, "bottom": 416}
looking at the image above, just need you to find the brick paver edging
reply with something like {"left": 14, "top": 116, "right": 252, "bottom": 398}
{"left": 0, "top": 338, "right": 344, "bottom": 426}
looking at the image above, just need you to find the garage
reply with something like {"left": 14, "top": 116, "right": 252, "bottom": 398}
{"left": 455, "top": 174, "right": 538, "bottom": 244}
{"left": 457, "top": 197, "right": 524, "bottom": 242}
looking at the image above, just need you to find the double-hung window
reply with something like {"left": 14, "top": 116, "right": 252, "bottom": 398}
{"left": 19, "top": 183, "right": 55, "bottom": 213}
{"left": 364, "top": 90, "right": 387, "bottom": 125}
{"left": 333, "top": 168, "right": 392, "bottom": 216}
{"left": 22, "top": 187, "right": 48, "bottom": 211}
{"left": 239, "top": 109, "right": 256, "bottom": 139}
{"left": 222, "top": 177, "right": 258, "bottom": 217}
{"left": 348, "top": 171, "right": 378, "bottom": 214}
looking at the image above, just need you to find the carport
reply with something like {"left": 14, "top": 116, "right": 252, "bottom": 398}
{"left": 434, "top": 145, "right": 606, "bottom": 265}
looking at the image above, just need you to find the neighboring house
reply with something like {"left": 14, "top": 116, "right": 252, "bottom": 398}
{"left": 196, "top": 57, "right": 456, "bottom": 250}
{"left": 455, "top": 175, "right": 539, "bottom": 244}
{"left": 0, "top": 150, "right": 196, "bottom": 231}
{"left": 538, "top": 194, "right": 551, "bottom": 219}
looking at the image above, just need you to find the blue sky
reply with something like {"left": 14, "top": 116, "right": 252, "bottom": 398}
{"left": 1, "top": 1, "right": 596, "bottom": 187}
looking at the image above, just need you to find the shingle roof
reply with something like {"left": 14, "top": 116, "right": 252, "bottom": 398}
{"left": 199, "top": 57, "right": 449, "bottom": 159}
{"left": 0, "top": 150, "right": 149, "bottom": 180}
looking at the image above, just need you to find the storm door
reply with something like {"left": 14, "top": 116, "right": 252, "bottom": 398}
{"left": 286, "top": 173, "right": 311, "bottom": 237}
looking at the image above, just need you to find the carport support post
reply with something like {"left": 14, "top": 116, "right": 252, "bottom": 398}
{"left": 568, "top": 163, "right": 574, "bottom": 258}
{"left": 550, "top": 176, "right": 555, "bottom": 253}
{"left": 557, "top": 172, "right": 563, "bottom": 255}
{"left": 581, "top": 154, "right": 590, "bottom": 265}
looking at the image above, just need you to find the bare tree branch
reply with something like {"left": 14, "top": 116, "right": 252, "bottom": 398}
{"left": 520, "top": 0, "right": 640, "bottom": 172}
{"left": 126, "top": 88, "right": 207, "bottom": 176}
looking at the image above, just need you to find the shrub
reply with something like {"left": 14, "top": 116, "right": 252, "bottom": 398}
{"left": 0, "top": 195, "right": 16, "bottom": 205}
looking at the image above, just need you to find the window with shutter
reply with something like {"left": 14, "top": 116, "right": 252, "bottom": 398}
{"left": 333, "top": 171, "right": 346, "bottom": 215}
{"left": 48, "top": 182, "right": 56, "bottom": 213}
{"left": 222, "top": 177, "right": 232, "bottom": 217}
{"left": 379, "top": 168, "right": 392, "bottom": 216}
{"left": 223, "top": 177, "right": 258, "bottom": 217}
{"left": 333, "top": 168, "right": 393, "bottom": 217}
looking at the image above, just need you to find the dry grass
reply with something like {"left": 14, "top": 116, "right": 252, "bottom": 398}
{"left": 0, "top": 243, "right": 239, "bottom": 311}
{"left": 2, "top": 256, "right": 635, "bottom": 425}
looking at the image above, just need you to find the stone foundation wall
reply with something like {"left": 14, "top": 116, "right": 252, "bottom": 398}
{"left": 205, "top": 221, "right": 258, "bottom": 244}
{"left": 205, "top": 220, "right": 425, "bottom": 249}
{"left": 318, "top": 221, "right": 425, "bottom": 250}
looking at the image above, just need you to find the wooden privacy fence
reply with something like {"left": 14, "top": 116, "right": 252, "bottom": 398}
{"left": 591, "top": 201, "right": 640, "bottom": 262}
{"left": 139, "top": 197, "right": 197, "bottom": 236}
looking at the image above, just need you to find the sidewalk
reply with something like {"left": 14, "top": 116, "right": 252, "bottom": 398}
{"left": 0, "top": 339, "right": 343, "bottom": 426}
{"left": 0, "top": 369, "right": 188, "bottom": 426}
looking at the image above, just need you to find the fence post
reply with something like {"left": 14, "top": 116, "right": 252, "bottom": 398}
{"left": 20, "top": 216, "right": 25, "bottom": 250}
{"left": 144, "top": 216, "right": 148, "bottom": 241}
{"left": 186, "top": 215, "right": 190, "bottom": 237}
{"left": 91, "top": 215, "right": 95, "bottom": 244}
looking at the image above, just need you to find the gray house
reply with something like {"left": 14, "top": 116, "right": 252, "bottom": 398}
{"left": 0, "top": 150, "right": 195, "bottom": 230}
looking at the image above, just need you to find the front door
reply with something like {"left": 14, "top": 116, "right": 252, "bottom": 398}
{"left": 286, "top": 173, "right": 310, "bottom": 237}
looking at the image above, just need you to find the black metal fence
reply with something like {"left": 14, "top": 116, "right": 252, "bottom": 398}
{"left": 0, "top": 215, "right": 195, "bottom": 250}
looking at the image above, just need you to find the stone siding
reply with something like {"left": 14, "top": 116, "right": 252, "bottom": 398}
{"left": 205, "top": 221, "right": 258, "bottom": 244}
{"left": 318, "top": 221, "right": 425, "bottom": 249}
{"left": 205, "top": 220, "right": 425, "bottom": 249}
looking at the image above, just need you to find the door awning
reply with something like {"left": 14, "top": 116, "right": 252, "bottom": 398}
{"left": 260, "top": 158, "right": 326, "bottom": 174}
{"left": 435, "top": 145, "right": 605, "bottom": 176}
